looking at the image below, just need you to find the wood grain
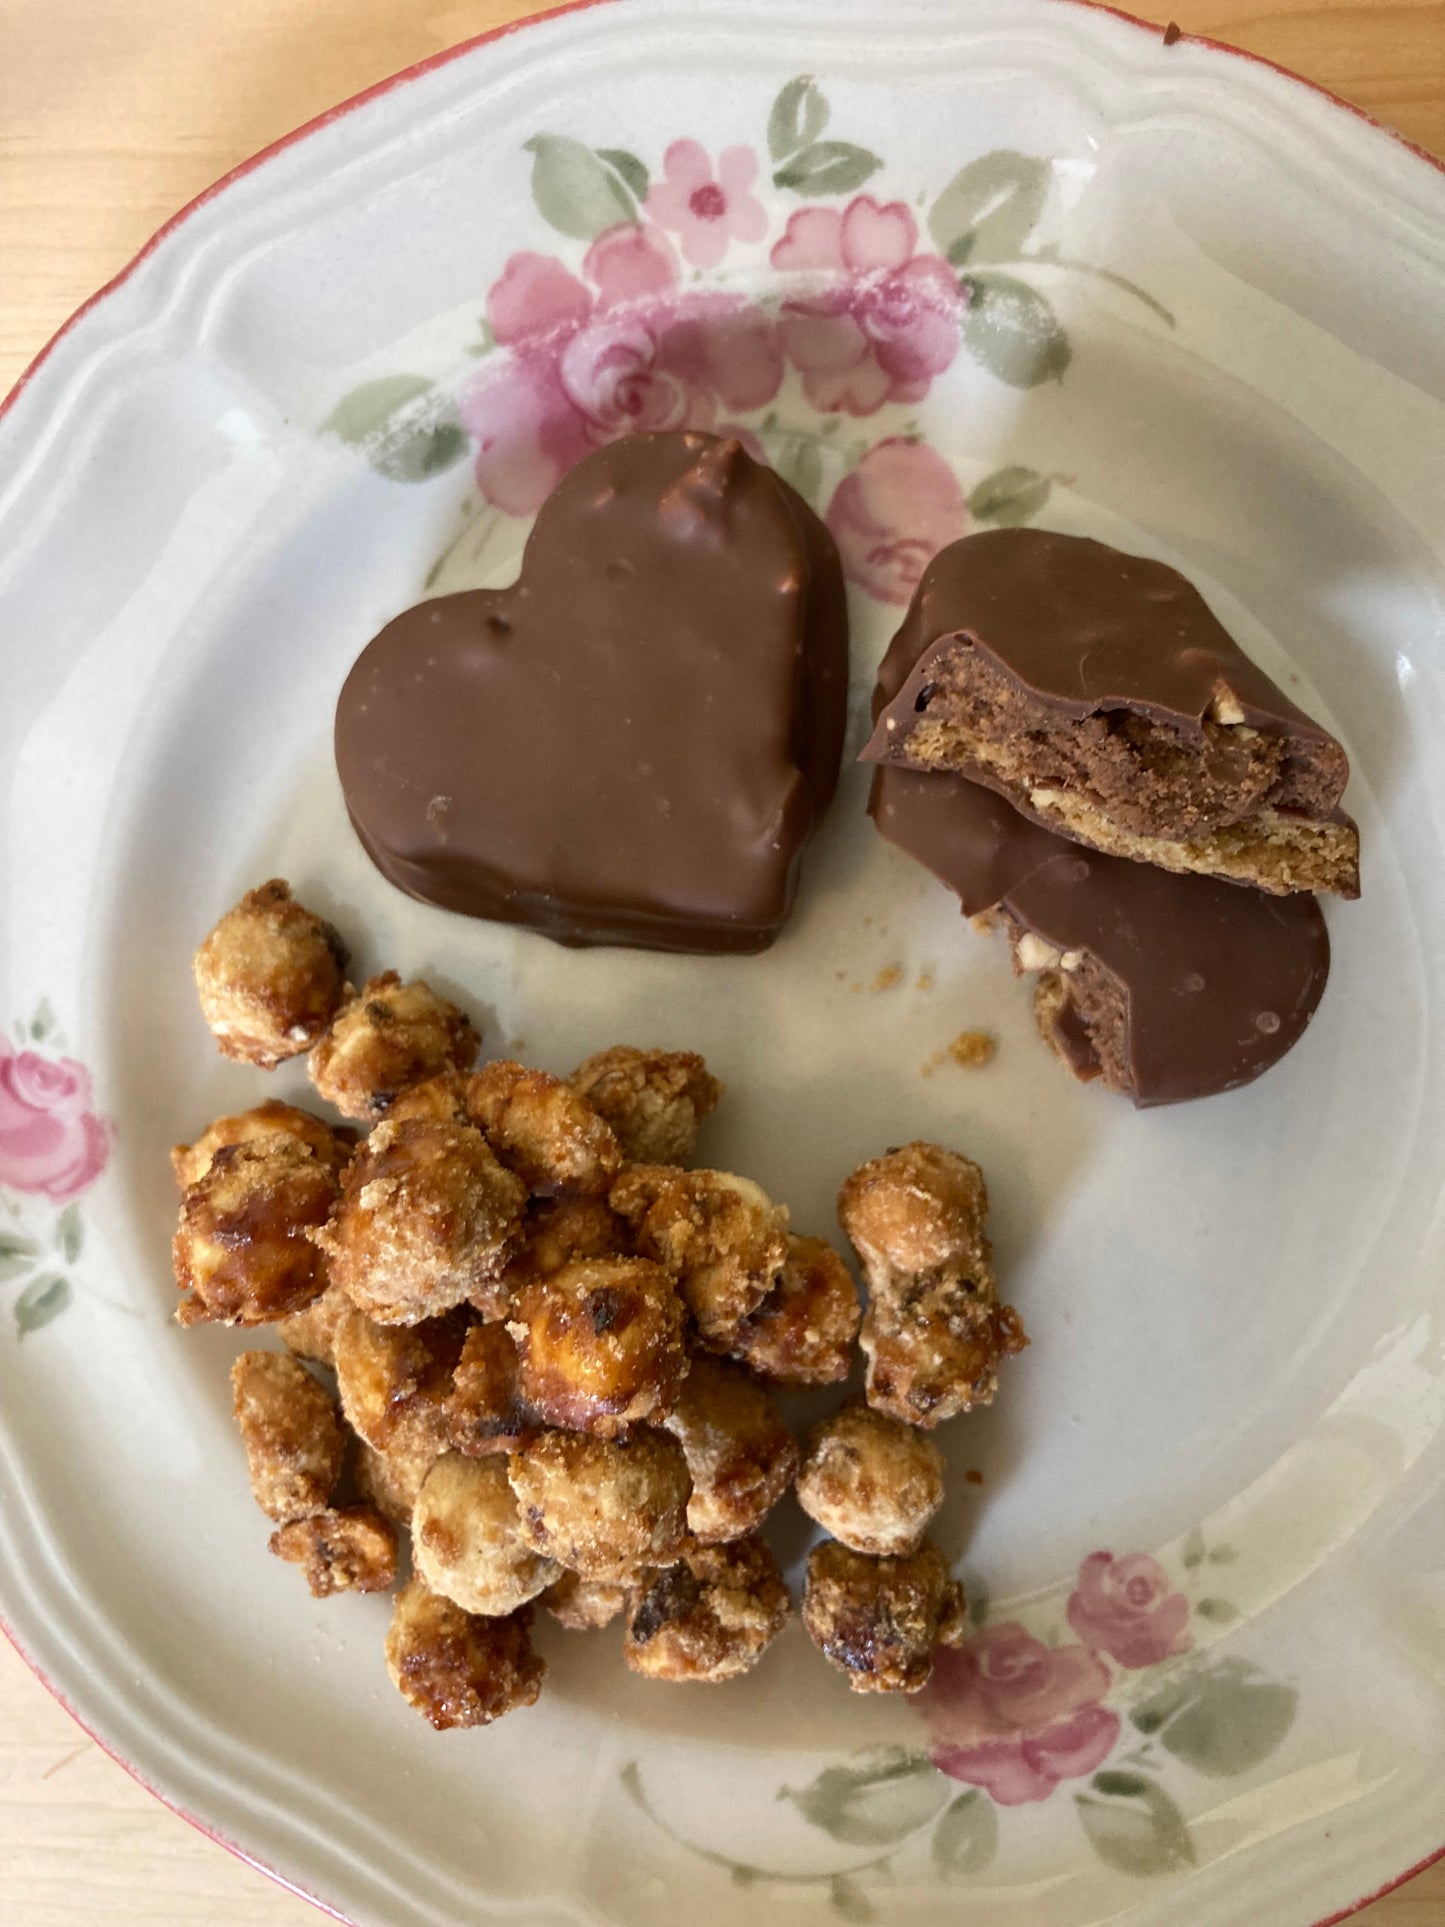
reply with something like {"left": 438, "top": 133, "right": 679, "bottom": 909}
{"left": 1, "top": 0, "right": 1441, "bottom": 1920}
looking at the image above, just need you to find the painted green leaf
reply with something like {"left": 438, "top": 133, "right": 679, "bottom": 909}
{"left": 960, "top": 1569, "right": 989, "bottom": 1629}
{"left": 1195, "top": 1596, "right": 1239, "bottom": 1624}
{"left": 596, "top": 147, "right": 650, "bottom": 202}
{"left": 968, "top": 465, "right": 1051, "bottom": 526}
{"left": 959, "top": 272, "right": 1070, "bottom": 387}
{"left": 1154, "top": 1660, "right": 1297, "bottom": 1777}
{"left": 55, "top": 1203, "right": 82, "bottom": 1264}
{"left": 0, "top": 1252, "right": 36, "bottom": 1284}
{"left": 771, "top": 436, "right": 824, "bottom": 505}
{"left": 1131, "top": 1674, "right": 1195, "bottom": 1736}
{"left": 15, "top": 1274, "right": 71, "bottom": 1338}
{"left": 829, "top": 1875, "right": 876, "bottom": 1924}
{"left": 523, "top": 133, "right": 635, "bottom": 238}
{"left": 619, "top": 1760, "right": 644, "bottom": 1807}
{"left": 0, "top": 1231, "right": 38, "bottom": 1261}
{"left": 774, "top": 141, "right": 882, "bottom": 196}
{"left": 1207, "top": 1544, "right": 1237, "bottom": 1565}
{"left": 928, "top": 151, "right": 1051, "bottom": 267}
{"left": 768, "top": 74, "right": 830, "bottom": 162}
{"left": 931, "top": 1790, "right": 998, "bottom": 1877}
{"left": 325, "top": 377, "right": 470, "bottom": 484}
{"left": 1076, "top": 1774, "right": 1195, "bottom": 1876}
{"left": 30, "top": 996, "right": 57, "bottom": 1042}
{"left": 1181, "top": 1527, "right": 1206, "bottom": 1569}
{"left": 780, "top": 1748, "right": 945, "bottom": 1846}
{"left": 465, "top": 317, "right": 496, "bottom": 358}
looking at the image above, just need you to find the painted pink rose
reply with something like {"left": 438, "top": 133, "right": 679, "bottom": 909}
{"left": 769, "top": 196, "right": 963, "bottom": 415}
{"left": 1067, "top": 1551, "right": 1194, "bottom": 1670}
{"left": 826, "top": 437, "right": 969, "bottom": 604}
{"left": 461, "top": 224, "right": 782, "bottom": 513}
{"left": 912, "top": 1622, "right": 1120, "bottom": 1806}
{"left": 0, "top": 1041, "right": 109, "bottom": 1201}
{"left": 645, "top": 140, "right": 769, "bottom": 271}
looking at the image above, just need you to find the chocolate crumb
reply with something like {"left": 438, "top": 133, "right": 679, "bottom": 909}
{"left": 1163, "top": 19, "right": 1181, "bottom": 43}
{"left": 965, "top": 1469, "right": 984, "bottom": 1487}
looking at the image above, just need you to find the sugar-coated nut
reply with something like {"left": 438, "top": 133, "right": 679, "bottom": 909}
{"left": 802, "top": 1538, "right": 965, "bottom": 1693}
{"left": 569, "top": 1047, "right": 722, "bottom": 1166}
{"left": 838, "top": 1141, "right": 991, "bottom": 1288}
{"left": 332, "top": 1306, "right": 465, "bottom": 1463}
{"left": 385, "top": 1578, "right": 544, "bottom": 1729}
{"left": 862, "top": 1288, "right": 1026, "bottom": 1427}
{"left": 413, "top": 1453, "right": 560, "bottom": 1616}
{"left": 447, "top": 1322, "right": 536, "bottom": 1456}
{"left": 384, "top": 1071, "right": 470, "bottom": 1126}
{"left": 269, "top": 1506, "right": 398, "bottom": 1596}
{"left": 172, "top": 1099, "right": 351, "bottom": 1190}
{"left": 193, "top": 880, "right": 347, "bottom": 1069}
{"left": 467, "top": 1060, "right": 622, "bottom": 1196}
{"left": 507, "top": 1428, "right": 690, "bottom": 1578}
{"left": 540, "top": 1570, "right": 633, "bottom": 1631}
{"left": 355, "top": 1437, "right": 438, "bottom": 1528}
{"left": 230, "top": 1350, "right": 346, "bottom": 1523}
{"left": 508, "top": 1194, "right": 630, "bottom": 1284}
{"left": 660, "top": 1356, "right": 797, "bottom": 1543}
{"left": 623, "top": 1535, "right": 790, "bottom": 1683}
{"left": 507, "top": 1256, "right": 687, "bottom": 1437}
{"left": 723, "top": 1234, "right": 860, "bottom": 1384}
{"left": 314, "top": 1117, "right": 526, "bottom": 1325}
{"left": 174, "top": 1137, "right": 337, "bottom": 1328}
{"left": 795, "top": 1403, "right": 944, "bottom": 1556}
{"left": 309, "top": 972, "right": 478, "bottom": 1124}
{"left": 275, "top": 1280, "right": 353, "bottom": 1369}
{"left": 610, "top": 1166, "right": 788, "bottom": 1342}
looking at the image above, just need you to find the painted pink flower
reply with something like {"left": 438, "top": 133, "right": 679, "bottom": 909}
{"left": 769, "top": 196, "right": 963, "bottom": 415}
{"left": 645, "top": 141, "right": 768, "bottom": 270}
{"left": 912, "top": 1623, "right": 1120, "bottom": 1806}
{"left": 461, "top": 224, "right": 782, "bottom": 514}
{"left": 1067, "top": 1552, "right": 1194, "bottom": 1670}
{"left": 0, "top": 1041, "right": 109, "bottom": 1201}
{"left": 826, "top": 437, "right": 969, "bottom": 604}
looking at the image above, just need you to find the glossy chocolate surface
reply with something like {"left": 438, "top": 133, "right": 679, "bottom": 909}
{"left": 336, "top": 432, "right": 848, "bottom": 953}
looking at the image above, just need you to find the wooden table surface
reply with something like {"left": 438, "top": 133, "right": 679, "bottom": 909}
{"left": 1, "top": 0, "right": 1442, "bottom": 1920}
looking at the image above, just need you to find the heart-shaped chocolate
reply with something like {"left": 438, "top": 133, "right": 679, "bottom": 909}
{"left": 335, "top": 431, "right": 848, "bottom": 953}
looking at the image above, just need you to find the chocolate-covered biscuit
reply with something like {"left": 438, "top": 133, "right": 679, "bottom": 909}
{"left": 873, "top": 764, "right": 1330, "bottom": 1104}
{"left": 336, "top": 431, "right": 848, "bottom": 953}
{"left": 862, "top": 529, "right": 1359, "bottom": 898}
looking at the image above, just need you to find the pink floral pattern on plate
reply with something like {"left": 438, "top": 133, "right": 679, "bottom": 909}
{"left": 1, "top": 1005, "right": 108, "bottom": 1338}
{"left": 325, "top": 70, "right": 1166, "bottom": 565}
{"left": 825, "top": 435, "right": 971, "bottom": 604}
{"left": 459, "top": 223, "right": 781, "bottom": 514}
{"left": 770, "top": 196, "right": 963, "bottom": 415}
{"left": 914, "top": 1621, "right": 1120, "bottom": 1805}
{"left": 0, "top": 1035, "right": 108, "bottom": 1201}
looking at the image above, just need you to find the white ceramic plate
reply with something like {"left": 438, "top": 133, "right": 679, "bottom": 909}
{"left": 2, "top": 2, "right": 1443, "bottom": 1922}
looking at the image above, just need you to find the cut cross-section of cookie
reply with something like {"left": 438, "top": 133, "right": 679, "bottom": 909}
{"left": 873, "top": 764, "right": 1331, "bottom": 1106}
{"left": 861, "top": 529, "right": 1359, "bottom": 898}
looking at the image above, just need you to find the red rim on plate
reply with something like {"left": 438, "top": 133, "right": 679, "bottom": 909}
{"left": 1, "top": 4, "right": 1440, "bottom": 1923}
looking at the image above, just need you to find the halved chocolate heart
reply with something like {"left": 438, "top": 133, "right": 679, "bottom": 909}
{"left": 335, "top": 431, "right": 848, "bottom": 953}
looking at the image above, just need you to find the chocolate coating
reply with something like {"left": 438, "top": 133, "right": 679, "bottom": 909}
{"left": 864, "top": 529, "right": 1336, "bottom": 741}
{"left": 860, "top": 530, "right": 1354, "bottom": 880}
{"left": 873, "top": 767, "right": 1330, "bottom": 1103}
{"left": 336, "top": 432, "right": 848, "bottom": 953}
{"left": 868, "top": 597, "right": 1331, "bottom": 1105}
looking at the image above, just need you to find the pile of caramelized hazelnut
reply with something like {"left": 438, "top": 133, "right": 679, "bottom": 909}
{"left": 174, "top": 881, "right": 1025, "bottom": 1728}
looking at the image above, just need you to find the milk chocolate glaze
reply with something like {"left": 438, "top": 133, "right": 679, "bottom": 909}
{"left": 873, "top": 767, "right": 1330, "bottom": 1103}
{"left": 867, "top": 584, "right": 1331, "bottom": 1104}
{"left": 335, "top": 432, "right": 848, "bottom": 953}
{"left": 861, "top": 527, "right": 1349, "bottom": 790}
